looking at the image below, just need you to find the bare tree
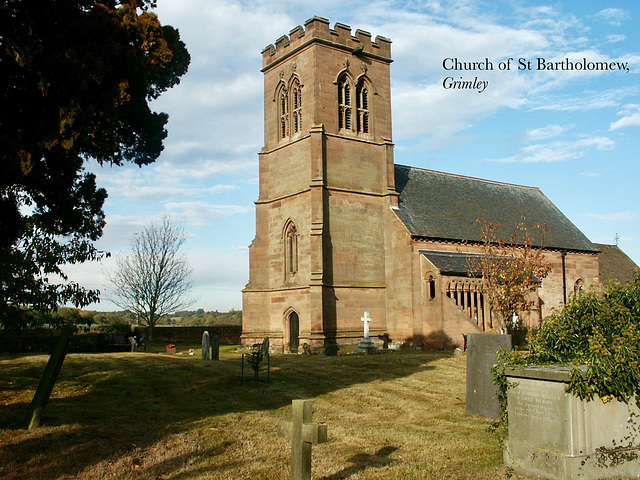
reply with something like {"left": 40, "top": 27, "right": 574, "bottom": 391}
{"left": 107, "top": 216, "right": 194, "bottom": 340}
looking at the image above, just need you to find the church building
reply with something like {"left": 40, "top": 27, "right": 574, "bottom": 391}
{"left": 241, "top": 17, "right": 605, "bottom": 352}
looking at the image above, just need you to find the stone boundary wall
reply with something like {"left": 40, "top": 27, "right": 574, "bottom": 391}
{"left": 0, "top": 326, "right": 242, "bottom": 354}
{"left": 143, "top": 325, "right": 241, "bottom": 344}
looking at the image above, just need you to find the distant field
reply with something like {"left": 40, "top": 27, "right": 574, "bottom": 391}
{"left": 0, "top": 347, "right": 529, "bottom": 479}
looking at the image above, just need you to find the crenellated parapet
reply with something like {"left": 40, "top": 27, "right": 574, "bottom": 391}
{"left": 262, "top": 16, "right": 392, "bottom": 70}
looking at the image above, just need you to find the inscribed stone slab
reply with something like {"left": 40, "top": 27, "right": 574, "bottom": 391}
{"left": 504, "top": 366, "right": 640, "bottom": 480}
{"left": 465, "top": 333, "right": 512, "bottom": 419}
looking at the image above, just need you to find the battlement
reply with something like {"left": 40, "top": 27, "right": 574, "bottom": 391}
{"left": 262, "top": 16, "right": 392, "bottom": 70}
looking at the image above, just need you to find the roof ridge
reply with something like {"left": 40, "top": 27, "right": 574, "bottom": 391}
{"left": 395, "top": 164, "right": 540, "bottom": 191}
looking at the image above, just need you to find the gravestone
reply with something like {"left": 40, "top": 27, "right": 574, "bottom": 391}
{"left": 278, "top": 399, "right": 328, "bottom": 480}
{"left": 211, "top": 335, "right": 220, "bottom": 361}
{"left": 504, "top": 366, "right": 640, "bottom": 480}
{"left": 466, "top": 333, "right": 511, "bottom": 419}
{"left": 356, "top": 311, "right": 377, "bottom": 354}
{"left": 202, "top": 331, "right": 210, "bottom": 360}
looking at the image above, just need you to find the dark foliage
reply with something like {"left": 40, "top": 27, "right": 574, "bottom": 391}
{"left": 0, "top": 0, "right": 190, "bottom": 328}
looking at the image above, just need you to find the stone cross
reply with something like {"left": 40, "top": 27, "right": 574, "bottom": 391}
{"left": 278, "top": 399, "right": 328, "bottom": 480}
{"left": 202, "top": 331, "right": 210, "bottom": 360}
{"left": 361, "top": 311, "right": 372, "bottom": 339}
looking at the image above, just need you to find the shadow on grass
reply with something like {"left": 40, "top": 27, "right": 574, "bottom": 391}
{"left": 0, "top": 349, "right": 453, "bottom": 480}
{"left": 322, "top": 446, "right": 398, "bottom": 480}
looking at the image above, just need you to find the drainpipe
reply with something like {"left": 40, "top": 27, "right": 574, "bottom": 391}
{"left": 561, "top": 250, "right": 567, "bottom": 304}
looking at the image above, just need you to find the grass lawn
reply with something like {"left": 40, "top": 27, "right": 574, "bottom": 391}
{"left": 0, "top": 345, "right": 529, "bottom": 480}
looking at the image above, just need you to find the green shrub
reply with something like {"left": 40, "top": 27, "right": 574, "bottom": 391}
{"left": 96, "top": 322, "right": 131, "bottom": 334}
{"left": 526, "top": 275, "right": 640, "bottom": 406}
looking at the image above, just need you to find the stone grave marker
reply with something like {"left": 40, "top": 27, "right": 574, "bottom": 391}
{"left": 211, "top": 335, "right": 220, "bottom": 361}
{"left": 504, "top": 366, "right": 640, "bottom": 480}
{"left": 466, "top": 333, "right": 511, "bottom": 419}
{"left": 356, "top": 311, "right": 377, "bottom": 354}
{"left": 278, "top": 399, "right": 328, "bottom": 480}
{"left": 202, "top": 331, "right": 210, "bottom": 360}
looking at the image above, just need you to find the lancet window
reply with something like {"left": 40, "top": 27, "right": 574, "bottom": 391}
{"left": 284, "top": 222, "right": 298, "bottom": 277}
{"left": 279, "top": 89, "right": 289, "bottom": 139}
{"left": 356, "top": 80, "right": 369, "bottom": 133}
{"left": 292, "top": 80, "right": 302, "bottom": 135}
{"left": 428, "top": 275, "right": 436, "bottom": 300}
{"left": 276, "top": 78, "right": 302, "bottom": 141}
{"left": 338, "top": 74, "right": 352, "bottom": 130}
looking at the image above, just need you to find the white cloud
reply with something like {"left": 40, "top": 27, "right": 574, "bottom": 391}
{"left": 606, "top": 34, "right": 626, "bottom": 43}
{"left": 610, "top": 104, "right": 640, "bottom": 130}
{"left": 530, "top": 87, "right": 640, "bottom": 112}
{"left": 91, "top": 160, "right": 248, "bottom": 204}
{"left": 526, "top": 124, "right": 574, "bottom": 140}
{"left": 594, "top": 8, "right": 628, "bottom": 26}
{"left": 610, "top": 113, "right": 640, "bottom": 130}
{"left": 163, "top": 201, "right": 252, "bottom": 227}
{"left": 154, "top": 158, "right": 257, "bottom": 181}
{"left": 586, "top": 212, "right": 640, "bottom": 221}
{"left": 490, "top": 136, "right": 614, "bottom": 163}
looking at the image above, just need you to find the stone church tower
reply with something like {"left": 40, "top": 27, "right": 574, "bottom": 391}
{"left": 242, "top": 17, "right": 396, "bottom": 353}
{"left": 243, "top": 17, "right": 608, "bottom": 353}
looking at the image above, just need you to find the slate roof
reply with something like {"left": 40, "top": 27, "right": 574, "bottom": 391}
{"left": 394, "top": 165, "right": 599, "bottom": 253}
{"left": 420, "top": 251, "right": 483, "bottom": 276}
{"left": 595, "top": 243, "right": 639, "bottom": 285}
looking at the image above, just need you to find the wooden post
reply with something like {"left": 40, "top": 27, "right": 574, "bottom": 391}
{"left": 24, "top": 323, "right": 76, "bottom": 429}
{"left": 278, "top": 399, "right": 328, "bottom": 480}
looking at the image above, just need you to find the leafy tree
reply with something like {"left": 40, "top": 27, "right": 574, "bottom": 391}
{"left": 0, "top": 0, "right": 190, "bottom": 329}
{"left": 471, "top": 218, "right": 552, "bottom": 333}
{"left": 107, "top": 216, "right": 194, "bottom": 340}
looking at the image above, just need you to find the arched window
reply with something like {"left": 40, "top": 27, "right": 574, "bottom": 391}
{"left": 356, "top": 80, "right": 369, "bottom": 133}
{"left": 338, "top": 74, "right": 352, "bottom": 130}
{"left": 429, "top": 277, "right": 436, "bottom": 300}
{"left": 279, "top": 89, "right": 289, "bottom": 139}
{"left": 574, "top": 278, "right": 584, "bottom": 299}
{"left": 292, "top": 81, "right": 302, "bottom": 134}
{"left": 284, "top": 222, "right": 298, "bottom": 277}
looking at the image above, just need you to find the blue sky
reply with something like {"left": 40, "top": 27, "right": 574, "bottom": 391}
{"left": 68, "top": 0, "right": 640, "bottom": 311}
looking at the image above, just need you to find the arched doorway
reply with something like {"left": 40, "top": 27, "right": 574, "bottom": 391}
{"left": 288, "top": 311, "right": 299, "bottom": 353}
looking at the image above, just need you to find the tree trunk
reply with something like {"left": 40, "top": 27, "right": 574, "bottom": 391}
{"left": 24, "top": 323, "right": 76, "bottom": 429}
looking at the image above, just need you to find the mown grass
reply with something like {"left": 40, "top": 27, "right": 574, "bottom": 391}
{"left": 0, "top": 345, "right": 528, "bottom": 480}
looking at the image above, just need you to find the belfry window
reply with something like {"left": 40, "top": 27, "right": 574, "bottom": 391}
{"left": 338, "top": 75, "right": 352, "bottom": 130}
{"left": 279, "top": 90, "right": 289, "bottom": 139}
{"left": 292, "top": 81, "right": 302, "bottom": 134}
{"left": 356, "top": 81, "right": 369, "bottom": 133}
{"left": 285, "top": 222, "right": 298, "bottom": 276}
